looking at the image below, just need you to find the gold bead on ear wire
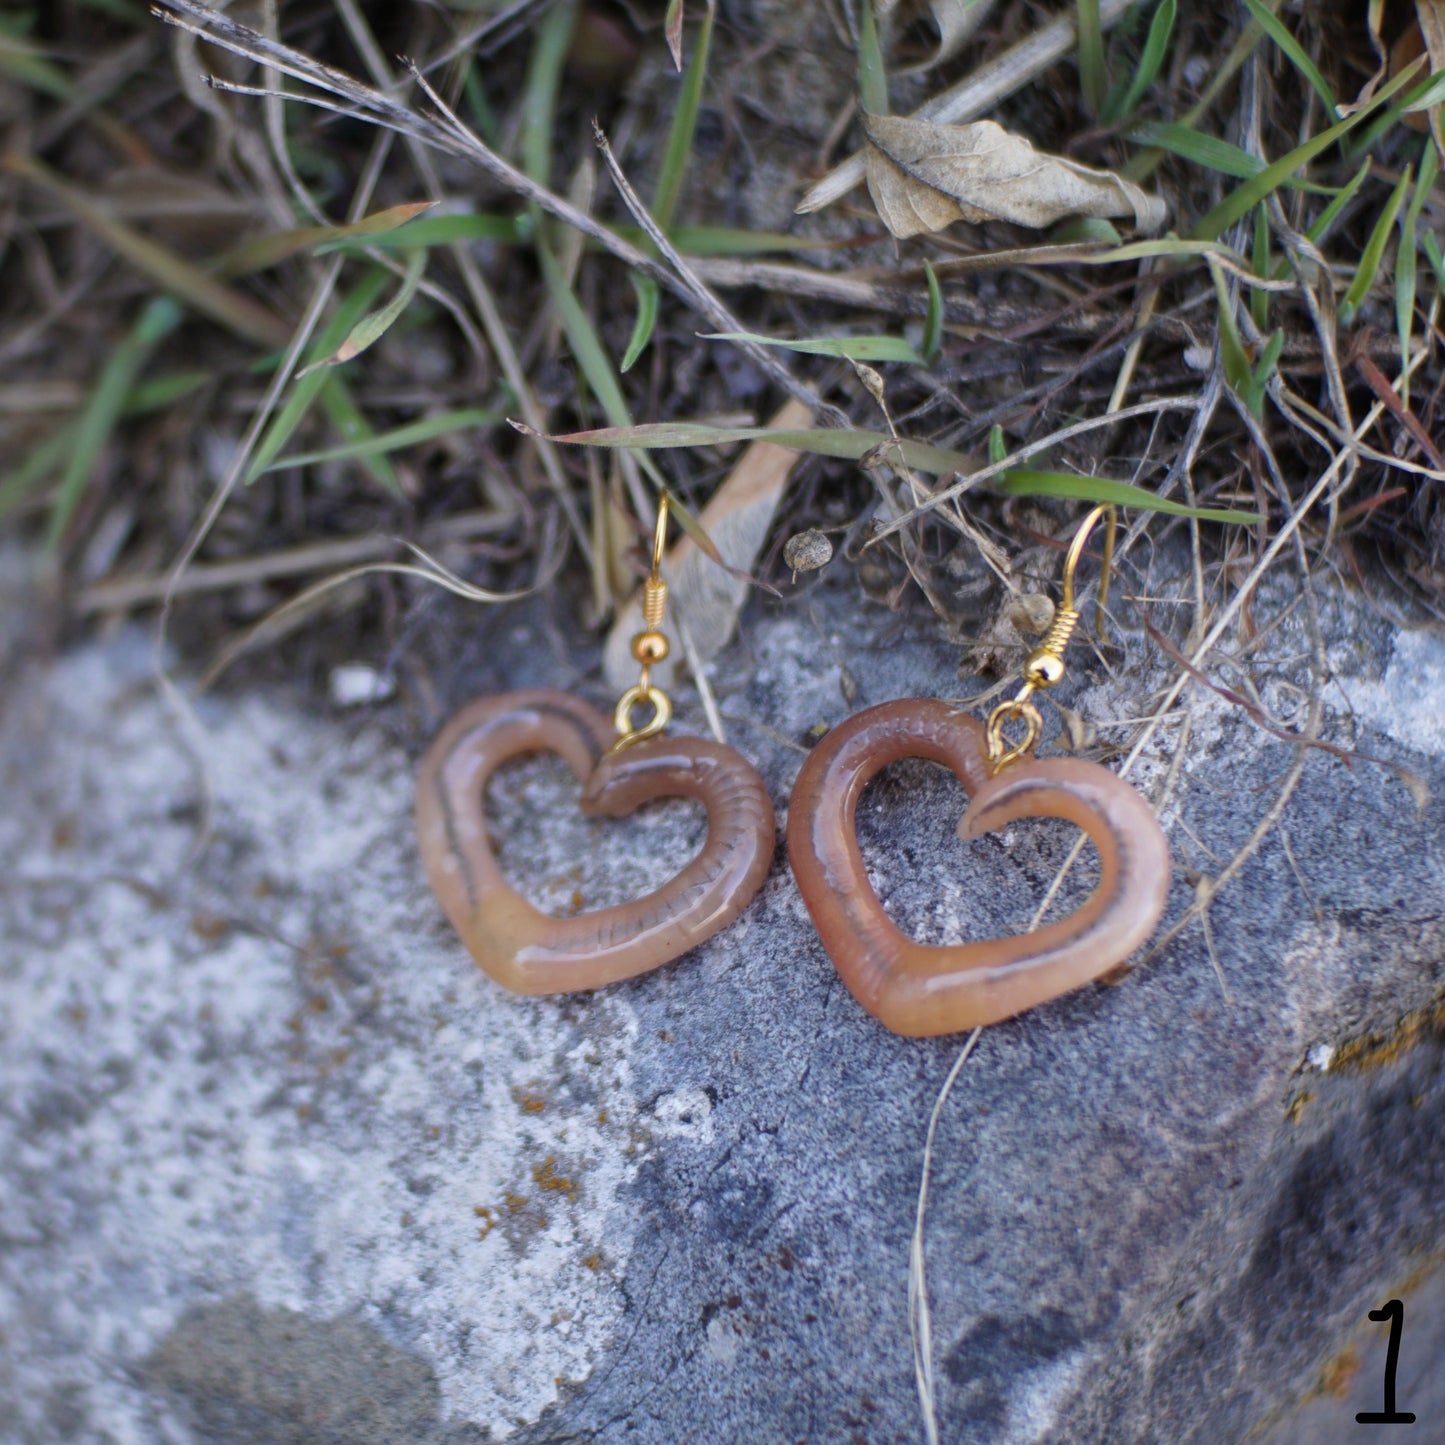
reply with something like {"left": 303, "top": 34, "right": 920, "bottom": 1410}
{"left": 612, "top": 494, "right": 674, "bottom": 750}
{"left": 986, "top": 504, "right": 1116, "bottom": 773}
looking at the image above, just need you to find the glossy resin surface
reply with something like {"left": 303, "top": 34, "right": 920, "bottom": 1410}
{"left": 787, "top": 697, "right": 1170, "bottom": 1035}
{"left": 416, "top": 688, "right": 776, "bottom": 993}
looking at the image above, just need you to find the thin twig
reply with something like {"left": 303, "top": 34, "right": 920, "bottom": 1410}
{"left": 910, "top": 1026, "right": 983, "bottom": 1445}
{"left": 79, "top": 509, "right": 518, "bottom": 613}
{"left": 589, "top": 122, "right": 848, "bottom": 430}
{"left": 869, "top": 397, "right": 1201, "bottom": 543}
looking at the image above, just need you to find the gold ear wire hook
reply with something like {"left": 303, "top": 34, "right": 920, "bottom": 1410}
{"left": 1061, "top": 502, "right": 1115, "bottom": 636}
{"left": 985, "top": 504, "right": 1116, "bottom": 772}
{"left": 611, "top": 493, "right": 674, "bottom": 750}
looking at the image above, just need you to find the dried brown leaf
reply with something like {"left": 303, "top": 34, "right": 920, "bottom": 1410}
{"left": 862, "top": 114, "right": 1167, "bottom": 237}
{"left": 1414, "top": 0, "right": 1445, "bottom": 151}
{"left": 877, "top": 0, "right": 998, "bottom": 70}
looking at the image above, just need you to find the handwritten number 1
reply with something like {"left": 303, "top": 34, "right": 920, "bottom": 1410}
{"left": 1356, "top": 1298, "right": 1416, "bottom": 1425}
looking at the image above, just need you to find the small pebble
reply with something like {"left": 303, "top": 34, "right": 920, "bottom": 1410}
{"left": 783, "top": 529, "right": 833, "bottom": 575}
{"left": 329, "top": 664, "right": 395, "bottom": 707}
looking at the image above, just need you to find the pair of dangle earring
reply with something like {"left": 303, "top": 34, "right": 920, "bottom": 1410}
{"left": 788, "top": 505, "right": 1171, "bottom": 1036}
{"left": 416, "top": 501, "right": 1168, "bottom": 1035}
{"left": 415, "top": 494, "right": 776, "bottom": 994}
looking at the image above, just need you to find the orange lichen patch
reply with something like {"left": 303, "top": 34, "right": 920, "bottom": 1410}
{"left": 1332, "top": 997, "right": 1445, "bottom": 1073}
{"left": 513, "top": 1086, "right": 547, "bottom": 1114}
{"left": 1319, "top": 1344, "right": 1360, "bottom": 1398}
{"left": 1285, "top": 1090, "right": 1313, "bottom": 1124}
{"left": 504, "top": 1192, "right": 529, "bottom": 1214}
{"left": 474, "top": 1205, "right": 495, "bottom": 1240}
{"left": 582, "top": 1254, "right": 603, "bottom": 1271}
{"left": 533, "top": 1156, "right": 578, "bottom": 1200}
{"left": 597, "top": 1108, "right": 609, "bottom": 1124}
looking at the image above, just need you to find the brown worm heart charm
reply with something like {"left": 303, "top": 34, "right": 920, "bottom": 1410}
{"left": 416, "top": 689, "right": 776, "bottom": 994}
{"left": 787, "top": 698, "right": 1170, "bottom": 1037}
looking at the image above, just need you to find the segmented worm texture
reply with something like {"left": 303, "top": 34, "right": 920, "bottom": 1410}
{"left": 416, "top": 689, "right": 775, "bottom": 994}
{"left": 786, "top": 698, "right": 1170, "bottom": 1036}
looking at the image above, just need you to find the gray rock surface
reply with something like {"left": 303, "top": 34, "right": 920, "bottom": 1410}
{"left": 2, "top": 550, "right": 1444, "bottom": 1444}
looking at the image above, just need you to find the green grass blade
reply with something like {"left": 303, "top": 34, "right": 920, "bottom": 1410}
{"left": 621, "top": 274, "right": 660, "bottom": 373}
{"left": 1239, "top": 0, "right": 1337, "bottom": 121}
{"left": 315, "top": 376, "right": 399, "bottom": 495}
{"left": 1264, "top": 156, "right": 1372, "bottom": 283}
{"left": 858, "top": 0, "right": 889, "bottom": 117}
{"left": 1397, "top": 144, "right": 1437, "bottom": 392}
{"left": 542, "top": 421, "right": 1254, "bottom": 521}
{"left": 988, "top": 425, "right": 1008, "bottom": 465}
{"left": 247, "top": 268, "right": 390, "bottom": 481}
{"left": 1052, "top": 217, "right": 1123, "bottom": 244}
{"left": 702, "top": 330, "right": 924, "bottom": 362}
{"left": 45, "top": 296, "right": 182, "bottom": 549}
{"left": 1077, "top": 0, "right": 1106, "bottom": 114}
{"left": 653, "top": 0, "right": 716, "bottom": 229}
{"left": 1081, "top": 237, "right": 1247, "bottom": 265}
{"left": 122, "top": 370, "right": 211, "bottom": 414}
{"left": 537, "top": 244, "right": 632, "bottom": 428}
{"left": 1303, "top": 157, "right": 1371, "bottom": 249}
{"left": 0, "top": 37, "right": 72, "bottom": 99}
{"left": 1106, "top": 0, "right": 1176, "bottom": 124}
{"left": 1132, "top": 121, "right": 1262, "bottom": 177}
{"left": 615, "top": 223, "right": 820, "bottom": 254}
{"left": 216, "top": 201, "right": 438, "bottom": 273}
{"left": 1402, "top": 68, "right": 1445, "bottom": 112}
{"left": 538, "top": 420, "right": 974, "bottom": 474}
{"left": 1244, "top": 330, "right": 1284, "bottom": 418}
{"left": 300, "top": 250, "right": 426, "bottom": 371}
{"left": 1339, "top": 164, "right": 1411, "bottom": 328}
{"left": 1129, "top": 121, "right": 1335, "bottom": 192}
{"left": 262, "top": 408, "right": 500, "bottom": 472}
{"left": 922, "top": 260, "right": 943, "bottom": 363}
{"left": 1190, "top": 61, "right": 1418, "bottom": 240}
{"left": 1423, "top": 229, "right": 1445, "bottom": 294}
{"left": 1251, "top": 202, "right": 1270, "bottom": 331}
{"left": 1210, "top": 263, "right": 1252, "bottom": 394}
{"left": 326, "top": 213, "right": 524, "bottom": 255}
{"left": 1345, "top": 61, "right": 1440, "bottom": 155}
{"left": 996, "top": 469, "right": 1260, "bottom": 522}
{"left": 0, "top": 427, "right": 69, "bottom": 525}
{"left": 521, "top": 0, "right": 578, "bottom": 187}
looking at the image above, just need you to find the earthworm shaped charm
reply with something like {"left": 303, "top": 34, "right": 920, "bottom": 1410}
{"left": 416, "top": 689, "right": 776, "bottom": 994}
{"left": 786, "top": 698, "right": 1170, "bottom": 1036}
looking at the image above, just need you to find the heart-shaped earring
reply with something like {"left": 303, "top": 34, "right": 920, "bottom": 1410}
{"left": 787, "top": 506, "right": 1170, "bottom": 1037}
{"left": 416, "top": 496, "right": 775, "bottom": 994}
